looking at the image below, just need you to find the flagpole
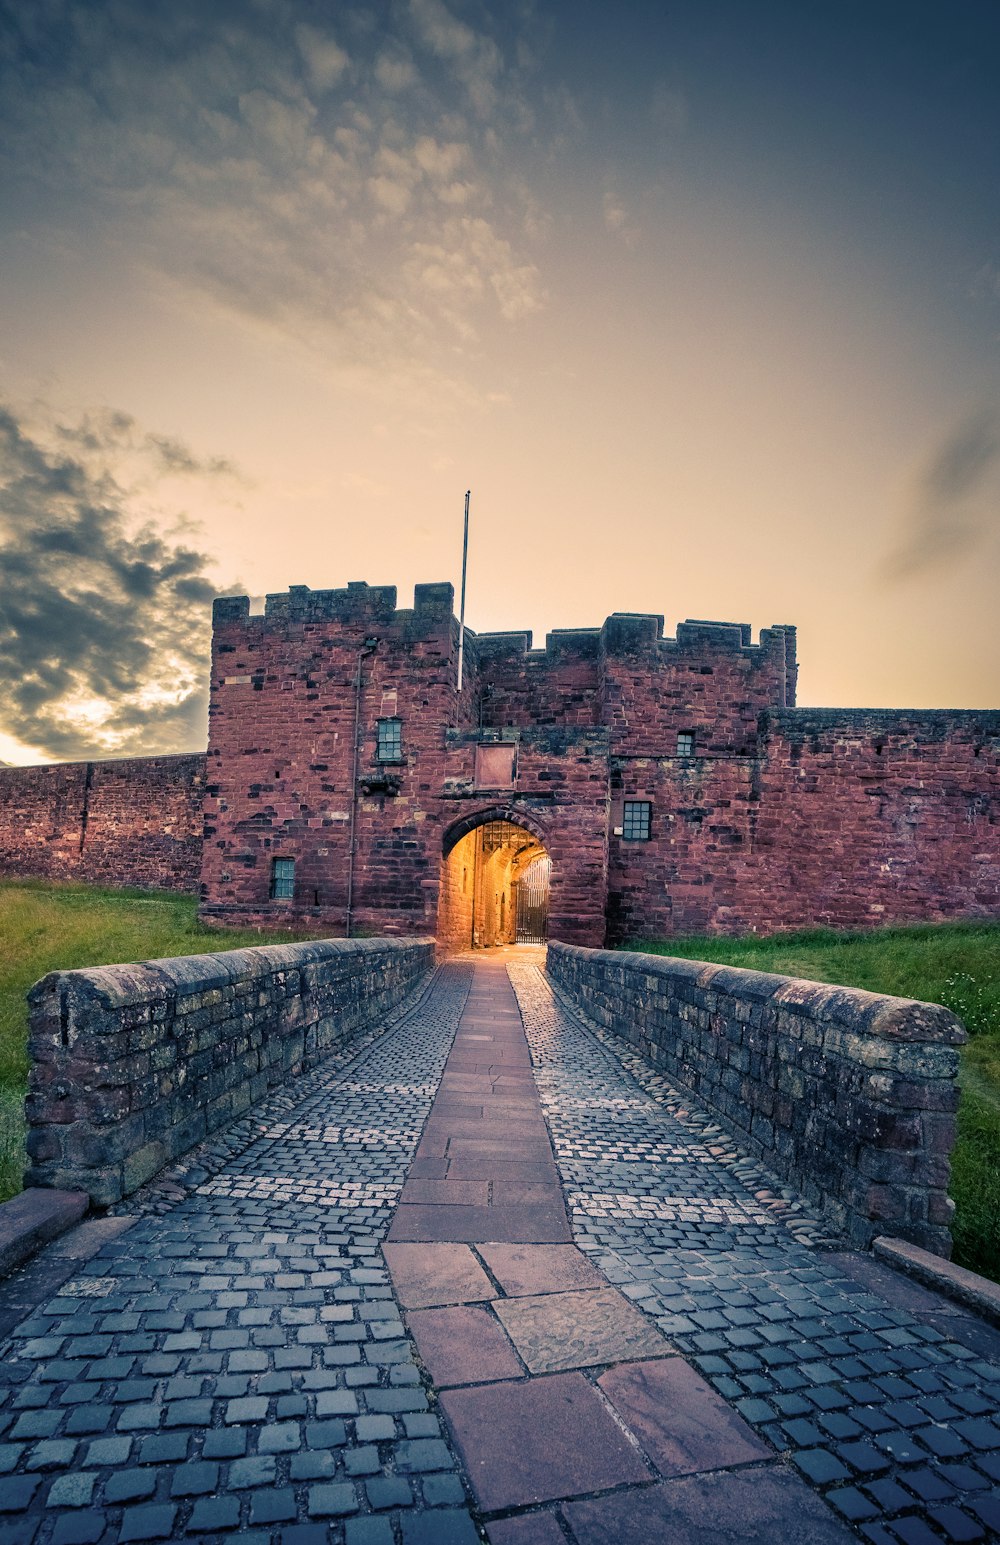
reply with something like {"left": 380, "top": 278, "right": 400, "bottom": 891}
{"left": 457, "top": 489, "right": 470, "bottom": 692}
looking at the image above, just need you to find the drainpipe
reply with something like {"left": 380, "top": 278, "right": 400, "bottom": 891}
{"left": 345, "top": 636, "right": 378, "bottom": 938}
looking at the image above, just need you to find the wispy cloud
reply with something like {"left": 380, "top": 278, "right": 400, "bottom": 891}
{"left": 0, "top": 401, "right": 238, "bottom": 761}
{"left": 0, "top": 1, "right": 545, "bottom": 400}
{"left": 881, "top": 407, "right": 1000, "bottom": 580}
{"left": 602, "top": 187, "right": 641, "bottom": 247}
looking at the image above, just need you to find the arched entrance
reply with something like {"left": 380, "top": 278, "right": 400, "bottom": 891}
{"left": 438, "top": 815, "right": 551, "bottom": 950}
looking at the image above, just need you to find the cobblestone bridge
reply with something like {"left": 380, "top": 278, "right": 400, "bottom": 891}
{"left": 0, "top": 959, "right": 998, "bottom": 1545}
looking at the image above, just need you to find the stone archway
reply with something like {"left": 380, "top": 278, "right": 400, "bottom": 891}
{"left": 437, "top": 812, "right": 551, "bottom": 950}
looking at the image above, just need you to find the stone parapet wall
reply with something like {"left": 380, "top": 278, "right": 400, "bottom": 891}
{"left": 26, "top": 937, "right": 434, "bottom": 1206}
{"left": 547, "top": 942, "right": 965, "bottom": 1256}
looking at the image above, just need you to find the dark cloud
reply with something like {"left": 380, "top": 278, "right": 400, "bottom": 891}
{"left": 881, "top": 407, "right": 1000, "bottom": 581}
{"left": 0, "top": 402, "right": 236, "bottom": 761}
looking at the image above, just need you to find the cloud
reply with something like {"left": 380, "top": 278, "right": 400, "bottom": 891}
{"left": 0, "top": 401, "right": 237, "bottom": 761}
{"left": 881, "top": 407, "right": 1000, "bottom": 580}
{"left": 407, "top": 0, "right": 502, "bottom": 117}
{"left": 294, "top": 24, "right": 349, "bottom": 94}
{"left": 602, "top": 187, "right": 641, "bottom": 247}
{"left": 0, "top": 1, "right": 545, "bottom": 401}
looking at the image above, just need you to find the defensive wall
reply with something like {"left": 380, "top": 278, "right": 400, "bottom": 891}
{"left": 0, "top": 754, "right": 205, "bottom": 892}
{"left": 199, "top": 581, "right": 998, "bottom": 942}
{"left": 548, "top": 942, "right": 966, "bottom": 1256}
{"left": 0, "top": 579, "right": 996, "bottom": 942}
{"left": 25, "top": 937, "right": 433, "bottom": 1206}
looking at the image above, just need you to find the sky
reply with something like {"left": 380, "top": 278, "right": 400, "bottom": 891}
{"left": 1, "top": 0, "right": 999, "bottom": 764}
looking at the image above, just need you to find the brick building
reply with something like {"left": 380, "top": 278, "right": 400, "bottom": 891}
{"left": 196, "top": 580, "right": 1000, "bottom": 946}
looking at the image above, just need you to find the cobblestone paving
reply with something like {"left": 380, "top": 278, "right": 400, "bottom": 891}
{"left": 0, "top": 966, "right": 483, "bottom": 1545}
{"left": 510, "top": 963, "right": 1000, "bottom": 1545}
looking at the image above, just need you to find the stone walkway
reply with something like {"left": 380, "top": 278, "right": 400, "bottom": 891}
{"left": 0, "top": 957, "right": 996, "bottom": 1544}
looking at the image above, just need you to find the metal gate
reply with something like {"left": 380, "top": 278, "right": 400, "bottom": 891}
{"left": 514, "top": 855, "right": 550, "bottom": 942}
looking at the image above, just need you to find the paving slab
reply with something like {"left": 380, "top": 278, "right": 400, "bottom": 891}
{"left": 477, "top": 1244, "right": 606, "bottom": 1297}
{"left": 562, "top": 1465, "right": 856, "bottom": 1544}
{"left": 492, "top": 1286, "right": 671, "bottom": 1372}
{"left": 597, "top": 1357, "right": 771, "bottom": 1475}
{"left": 440, "top": 1372, "right": 651, "bottom": 1510}
{"left": 406, "top": 1306, "right": 525, "bottom": 1386}
{"left": 0, "top": 964, "right": 483, "bottom": 1543}
{"left": 388, "top": 1204, "right": 572, "bottom": 1245}
{"left": 0, "top": 1191, "right": 89, "bottom": 1282}
{"left": 486, "top": 1512, "right": 565, "bottom": 1544}
{"left": 398, "top": 1181, "right": 490, "bottom": 1207}
{"left": 444, "top": 1159, "right": 559, "bottom": 1184}
{"left": 382, "top": 1243, "right": 494, "bottom": 1308}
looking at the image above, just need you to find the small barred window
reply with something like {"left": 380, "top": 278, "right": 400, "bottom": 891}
{"left": 377, "top": 717, "right": 403, "bottom": 761}
{"left": 270, "top": 857, "right": 295, "bottom": 899}
{"left": 677, "top": 731, "right": 695, "bottom": 757}
{"left": 622, "top": 801, "right": 652, "bottom": 841}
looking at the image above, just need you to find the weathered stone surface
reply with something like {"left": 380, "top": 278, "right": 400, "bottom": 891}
{"left": 548, "top": 942, "right": 964, "bottom": 1255}
{"left": 0, "top": 1188, "right": 88, "bottom": 1280}
{"left": 0, "top": 754, "right": 204, "bottom": 891}
{"left": 26, "top": 938, "right": 434, "bottom": 1204}
{"left": 2, "top": 583, "right": 998, "bottom": 946}
{"left": 492, "top": 1286, "right": 670, "bottom": 1373}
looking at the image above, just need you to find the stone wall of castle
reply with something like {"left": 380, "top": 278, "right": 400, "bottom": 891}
{"left": 0, "top": 580, "right": 996, "bottom": 944}
{"left": 201, "top": 585, "right": 611, "bottom": 944}
{"left": 606, "top": 708, "right": 1000, "bottom": 941}
{"left": 0, "top": 754, "right": 206, "bottom": 892}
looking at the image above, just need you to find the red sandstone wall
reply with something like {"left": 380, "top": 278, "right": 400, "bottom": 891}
{"left": 476, "top": 631, "right": 601, "bottom": 728}
{"left": 0, "top": 755, "right": 206, "bottom": 892}
{"left": 743, "top": 710, "right": 1000, "bottom": 931}
{"left": 201, "top": 582, "right": 475, "bottom": 935}
{"left": 200, "top": 584, "right": 610, "bottom": 945}
{"left": 599, "top": 615, "right": 796, "bottom": 756}
{"left": 605, "top": 709, "right": 1000, "bottom": 941}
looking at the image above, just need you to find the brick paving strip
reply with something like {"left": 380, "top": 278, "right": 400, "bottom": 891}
{"left": 385, "top": 959, "right": 855, "bottom": 1544}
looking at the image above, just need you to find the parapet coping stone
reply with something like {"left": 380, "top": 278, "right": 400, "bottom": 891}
{"left": 873, "top": 1236, "right": 1000, "bottom": 1328}
{"left": 548, "top": 942, "right": 966, "bottom": 1045}
{"left": 0, "top": 1187, "right": 88, "bottom": 1281}
{"left": 28, "top": 935, "right": 436, "bottom": 1012}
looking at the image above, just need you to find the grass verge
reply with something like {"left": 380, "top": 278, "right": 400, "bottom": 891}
{"left": 622, "top": 923, "right": 1000, "bottom": 1283}
{"left": 0, "top": 880, "right": 325, "bottom": 1204}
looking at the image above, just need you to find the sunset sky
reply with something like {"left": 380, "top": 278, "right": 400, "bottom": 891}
{"left": 1, "top": 0, "right": 999, "bottom": 764}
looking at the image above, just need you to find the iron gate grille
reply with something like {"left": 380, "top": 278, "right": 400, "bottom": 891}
{"left": 481, "top": 820, "right": 518, "bottom": 853}
{"left": 515, "top": 856, "right": 550, "bottom": 943}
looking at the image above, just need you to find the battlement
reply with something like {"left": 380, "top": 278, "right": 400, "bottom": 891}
{"left": 214, "top": 583, "right": 794, "bottom": 667}
{"left": 212, "top": 581, "right": 456, "bottom": 629}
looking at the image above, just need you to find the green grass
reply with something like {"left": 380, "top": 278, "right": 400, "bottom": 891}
{"left": 0, "top": 880, "right": 325, "bottom": 1203}
{"left": 622, "top": 923, "right": 1000, "bottom": 1281}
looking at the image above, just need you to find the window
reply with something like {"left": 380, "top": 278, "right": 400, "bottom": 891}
{"left": 270, "top": 857, "right": 295, "bottom": 899}
{"left": 622, "top": 801, "right": 652, "bottom": 841}
{"left": 376, "top": 717, "right": 403, "bottom": 761}
{"left": 677, "top": 731, "right": 695, "bottom": 757}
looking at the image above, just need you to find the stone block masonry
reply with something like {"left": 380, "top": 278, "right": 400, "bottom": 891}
{"left": 0, "top": 578, "right": 996, "bottom": 945}
{"left": 547, "top": 941, "right": 966, "bottom": 1256}
{"left": 25, "top": 936, "right": 434, "bottom": 1206}
{"left": 0, "top": 753, "right": 206, "bottom": 891}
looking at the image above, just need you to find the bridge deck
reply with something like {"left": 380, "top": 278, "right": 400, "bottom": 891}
{"left": 0, "top": 959, "right": 997, "bottom": 1543}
